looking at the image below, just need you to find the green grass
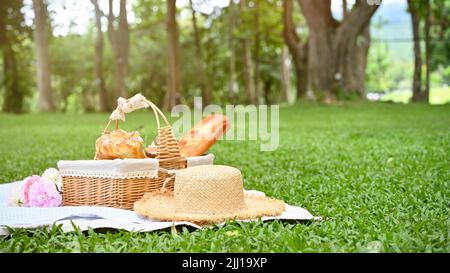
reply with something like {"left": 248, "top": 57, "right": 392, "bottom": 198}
{"left": 382, "top": 87, "right": 450, "bottom": 104}
{"left": 0, "top": 102, "right": 449, "bottom": 252}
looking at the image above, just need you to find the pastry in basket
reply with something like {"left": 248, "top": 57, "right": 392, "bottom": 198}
{"left": 145, "top": 141, "right": 158, "bottom": 158}
{"left": 95, "top": 94, "right": 150, "bottom": 160}
{"left": 95, "top": 129, "right": 146, "bottom": 160}
{"left": 178, "top": 114, "right": 229, "bottom": 157}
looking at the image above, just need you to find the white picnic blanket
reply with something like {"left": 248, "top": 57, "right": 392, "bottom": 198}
{"left": 0, "top": 181, "right": 318, "bottom": 235}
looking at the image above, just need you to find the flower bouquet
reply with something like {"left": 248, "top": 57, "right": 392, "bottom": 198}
{"left": 10, "top": 168, "right": 63, "bottom": 208}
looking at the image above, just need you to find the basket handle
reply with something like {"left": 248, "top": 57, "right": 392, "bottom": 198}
{"left": 144, "top": 99, "right": 171, "bottom": 129}
{"left": 97, "top": 94, "right": 181, "bottom": 161}
{"left": 101, "top": 94, "right": 172, "bottom": 134}
{"left": 159, "top": 167, "right": 177, "bottom": 193}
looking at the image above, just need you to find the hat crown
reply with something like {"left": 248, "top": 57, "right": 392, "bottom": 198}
{"left": 174, "top": 165, "right": 245, "bottom": 214}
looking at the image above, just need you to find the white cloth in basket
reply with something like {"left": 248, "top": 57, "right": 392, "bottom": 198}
{"left": 57, "top": 154, "right": 216, "bottom": 179}
{"left": 57, "top": 158, "right": 159, "bottom": 179}
{"left": 186, "top": 154, "right": 215, "bottom": 168}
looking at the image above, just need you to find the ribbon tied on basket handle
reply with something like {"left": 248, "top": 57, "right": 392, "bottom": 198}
{"left": 109, "top": 93, "right": 149, "bottom": 121}
{"left": 95, "top": 93, "right": 150, "bottom": 160}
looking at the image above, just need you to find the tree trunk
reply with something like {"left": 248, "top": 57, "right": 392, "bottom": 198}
{"left": 0, "top": 4, "right": 23, "bottom": 114}
{"left": 32, "top": 0, "right": 55, "bottom": 111}
{"left": 228, "top": 0, "right": 238, "bottom": 103}
{"left": 91, "top": 0, "right": 109, "bottom": 112}
{"left": 299, "top": 0, "right": 337, "bottom": 101}
{"left": 341, "top": 0, "right": 370, "bottom": 96}
{"left": 189, "top": 0, "right": 212, "bottom": 106}
{"left": 280, "top": 46, "right": 292, "bottom": 103}
{"left": 254, "top": 0, "right": 261, "bottom": 104}
{"left": 2, "top": 43, "right": 23, "bottom": 114}
{"left": 282, "top": 0, "right": 308, "bottom": 99}
{"left": 242, "top": 42, "right": 256, "bottom": 104}
{"left": 240, "top": 0, "right": 256, "bottom": 105}
{"left": 108, "top": 0, "right": 129, "bottom": 101}
{"left": 263, "top": 78, "right": 272, "bottom": 105}
{"left": 424, "top": 0, "right": 431, "bottom": 102}
{"left": 117, "top": 0, "right": 129, "bottom": 98}
{"left": 408, "top": 0, "right": 423, "bottom": 102}
{"left": 299, "top": 0, "right": 379, "bottom": 101}
{"left": 343, "top": 25, "right": 371, "bottom": 96}
{"left": 343, "top": 0, "right": 348, "bottom": 18}
{"left": 164, "top": 0, "right": 182, "bottom": 111}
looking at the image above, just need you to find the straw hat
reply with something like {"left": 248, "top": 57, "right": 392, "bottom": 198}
{"left": 133, "top": 165, "right": 285, "bottom": 224}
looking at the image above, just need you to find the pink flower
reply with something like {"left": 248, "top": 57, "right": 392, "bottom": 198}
{"left": 18, "top": 175, "right": 62, "bottom": 207}
{"left": 19, "top": 175, "right": 41, "bottom": 205}
{"left": 27, "top": 179, "right": 62, "bottom": 207}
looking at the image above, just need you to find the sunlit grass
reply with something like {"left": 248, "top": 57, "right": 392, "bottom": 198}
{"left": 0, "top": 102, "right": 449, "bottom": 252}
{"left": 430, "top": 87, "right": 450, "bottom": 105}
{"left": 381, "top": 86, "right": 450, "bottom": 104}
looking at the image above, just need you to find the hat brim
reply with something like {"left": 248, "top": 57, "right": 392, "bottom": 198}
{"left": 133, "top": 191, "right": 285, "bottom": 225}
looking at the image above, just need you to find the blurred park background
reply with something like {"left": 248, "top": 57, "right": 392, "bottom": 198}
{"left": 0, "top": 0, "right": 449, "bottom": 114}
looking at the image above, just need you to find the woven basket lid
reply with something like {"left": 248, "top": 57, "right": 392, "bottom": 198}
{"left": 133, "top": 165, "right": 285, "bottom": 224}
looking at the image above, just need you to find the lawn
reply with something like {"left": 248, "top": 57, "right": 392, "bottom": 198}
{"left": 381, "top": 87, "right": 450, "bottom": 105}
{"left": 0, "top": 102, "right": 449, "bottom": 252}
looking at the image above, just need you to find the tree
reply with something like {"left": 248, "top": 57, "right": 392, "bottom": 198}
{"left": 253, "top": 0, "right": 261, "bottom": 104}
{"left": 108, "top": 0, "right": 129, "bottom": 100}
{"left": 298, "top": 0, "right": 380, "bottom": 101}
{"left": 0, "top": 1, "right": 27, "bottom": 113}
{"left": 342, "top": 0, "right": 349, "bottom": 18}
{"left": 189, "top": 0, "right": 212, "bottom": 106}
{"left": 342, "top": 1, "right": 371, "bottom": 97}
{"left": 33, "top": 0, "right": 55, "bottom": 111}
{"left": 407, "top": 0, "right": 433, "bottom": 103}
{"left": 408, "top": 0, "right": 450, "bottom": 103}
{"left": 424, "top": 0, "right": 431, "bottom": 101}
{"left": 239, "top": 0, "right": 256, "bottom": 104}
{"left": 165, "top": 0, "right": 182, "bottom": 111}
{"left": 132, "top": 0, "right": 169, "bottom": 107}
{"left": 408, "top": 0, "right": 424, "bottom": 102}
{"left": 429, "top": 0, "right": 450, "bottom": 74}
{"left": 282, "top": 0, "right": 308, "bottom": 99}
{"left": 228, "top": 0, "right": 238, "bottom": 103}
{"left": 280, "top": 46, "right": 292, "bottom": 103}
{"left": 91, "top": 0, "right": 110, "bottom": 112}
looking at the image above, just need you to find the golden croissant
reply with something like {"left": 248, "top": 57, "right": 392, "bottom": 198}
{"left": 95, "top": 129, "right": 146, "bottom": 160}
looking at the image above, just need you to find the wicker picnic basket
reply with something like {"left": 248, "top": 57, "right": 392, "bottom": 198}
{"left": 58, "top": 97, "right": 188, "bottom": 210}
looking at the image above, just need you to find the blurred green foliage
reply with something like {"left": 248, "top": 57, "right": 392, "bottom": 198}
{"left": 0, "top": 0, "right": 448, "bottom": 113}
